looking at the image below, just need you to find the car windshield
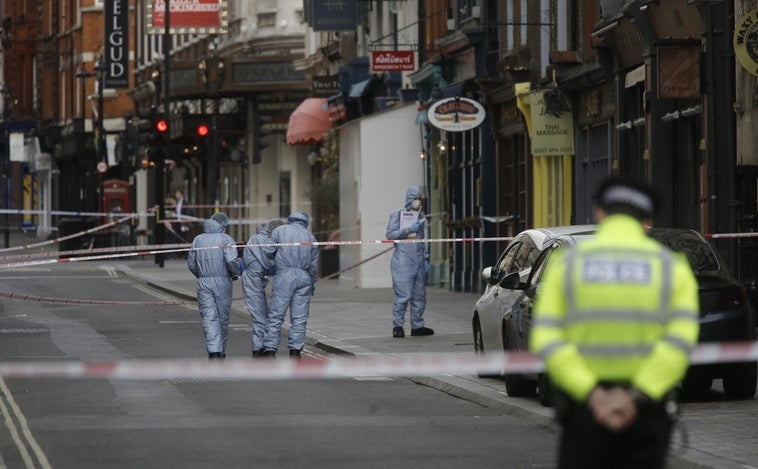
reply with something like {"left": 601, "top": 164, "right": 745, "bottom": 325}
{"left": 648, "top": 229, "right": 720, "bottom": 273}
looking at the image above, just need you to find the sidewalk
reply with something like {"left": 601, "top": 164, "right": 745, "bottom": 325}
{"left": 114, "top": 257, "right": 733, "bottom": 469}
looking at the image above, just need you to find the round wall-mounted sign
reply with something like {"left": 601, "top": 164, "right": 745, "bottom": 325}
{"left": 96, "top": 161, "right": 109, "bottom": 174}
{"left": 735, "top": 8, "right": 758, "bottom": 76}
{"left": 427, "top": 97, "right": 486, "bottom": 132}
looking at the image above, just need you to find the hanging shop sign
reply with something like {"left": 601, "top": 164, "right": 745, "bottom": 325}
{"left": 308, "top": 0, "right": 357, "bottom": 32}
{"left": 735, "top": 8, "right": 758, "bottom": 76}
{"left": 147, "top": 0, "right": 229, "bottom": 35}
{"left": 427, "top": 97, "right": 486, "bottom": 132}
{"left": 656, "top": 42, "right": 700, "bottom": 99}
{"left": 370, "top": 51, "right": 416, "bottom": 73}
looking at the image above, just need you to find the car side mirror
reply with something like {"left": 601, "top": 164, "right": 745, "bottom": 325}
{"left": 525, "top": 284, "right": 539, "bottom": 299}
{"left": 482, "top": 266, "right": 498, "bottom": 284}
{"left": 499, "top": 271, "right": 522, "bottom": 290}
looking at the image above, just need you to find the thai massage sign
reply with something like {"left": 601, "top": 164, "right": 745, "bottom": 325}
{"left": 427, "top": 96, "right": 486, "bottom": 132}
{"left": 530, "top": 90, "right": 575, "bottom": 156}
{"left": 734, "top": 7, "right": 758, "bottom": 76}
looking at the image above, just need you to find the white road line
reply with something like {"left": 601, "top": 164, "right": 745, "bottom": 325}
{"left": 0, "top": 314, "right": 27, "bottom": 320}
{"left": 133, "top": 284, "right": 196, "bottom": 310}
{"left": 98, "top": 265, "right": 117, "bottom": 277}
{"left": 0, "top": 376, "right": 52, "bottom": 469}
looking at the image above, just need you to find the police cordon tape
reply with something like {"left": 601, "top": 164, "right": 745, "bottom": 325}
{"left": 2, "top": 229, "right": 758, "bottom": 271}
{"left": 0, "top": 341, "right": 755, "bottom": 380}
{"left": 0, "top": 236, "right": 517, "bottom": 270}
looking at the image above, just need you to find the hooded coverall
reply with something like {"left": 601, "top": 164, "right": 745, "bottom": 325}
{"left": 386, "top": 186, "right": 429, "bottom": 330}
{"left": 187, "top": 218, "right": 240, "bottom": 355}
{"left": 262, "top": 211, "right": 319, "bottom": 353}
{"left": 242, "top": 224, "right": 276, "bottom": 353}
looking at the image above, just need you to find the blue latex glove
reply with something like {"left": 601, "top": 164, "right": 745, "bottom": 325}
{"left": 409, "top": 222, "right": 420, "bottom": 233}
{"left": 238, "top": 259, "right": 245, "bottom": 274}
{"left": 424, "top": 259, "right": 430, "bottom": 275}
{"left": 267, "top": 267, "right": 276, "bottom": 276}
{"left": 311, "top": 284, "right": 316, "bottom": 296}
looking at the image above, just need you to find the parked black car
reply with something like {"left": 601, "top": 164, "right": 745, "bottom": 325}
{"left": 498, "top": 227, "right": 757, "bottom": 405}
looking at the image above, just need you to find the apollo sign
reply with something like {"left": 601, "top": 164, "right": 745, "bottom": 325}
{"left": 104, "top": 0, "right": 129, "bottom": 88}
{"left": 427, "top": 96, "right": 486, "bottom": 132}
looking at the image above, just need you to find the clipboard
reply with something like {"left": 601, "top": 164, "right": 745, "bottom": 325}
{"left": 399, "top": 210, "right": 419, "bottom": 238}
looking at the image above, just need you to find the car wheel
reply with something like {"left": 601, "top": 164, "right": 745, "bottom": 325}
{"left": 723, "top": 361, "right": 758, "bottom": 400}
{"left": 504, "top": 374, "right": 537, "bottom": 397}
{"left": 537, "top": 373, "right": 553, "bottom": 407}
{"left": 473, "top": 316, "right": 499, "bottom": 378}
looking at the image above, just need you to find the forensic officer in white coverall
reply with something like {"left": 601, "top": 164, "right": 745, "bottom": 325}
{"left": 242, "top": 218, "right": 285, "bottom": 358}
{"left": 260, "top": 211, "right": 319, "bottom": 358}
{"left": 187, "top": 212, "right": 240, "bottom": 360}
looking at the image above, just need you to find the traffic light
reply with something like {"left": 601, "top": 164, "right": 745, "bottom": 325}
{"left": 252, "top": 114, "right": 272, "bottom": 164}
{"left": 146, "top": 113, "right": 168, "bottom": 164}
{"left": 196, "top": 124, "right": 209, "bottom": 138}
{"left": 154, "top": 116, "right": 168, "bottom": 144}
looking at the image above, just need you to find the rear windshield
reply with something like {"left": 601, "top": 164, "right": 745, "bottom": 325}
{"left": 648, "top": 229, "right": 720, "bottom": 273}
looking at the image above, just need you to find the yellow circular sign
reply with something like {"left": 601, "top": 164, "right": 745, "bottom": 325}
{"left": 735, "top": 8, "right": 758, "bottom": 76}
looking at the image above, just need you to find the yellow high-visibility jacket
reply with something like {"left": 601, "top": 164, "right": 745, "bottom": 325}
{"left": 529, "top": 215, "right": 700, "bottom": 403}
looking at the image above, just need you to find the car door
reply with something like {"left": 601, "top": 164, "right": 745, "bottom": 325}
{"left": 477, "top": 237, "right": 527, "bottom": 350}
{"left": 509, "top": 239, "right": 567, "bottom": 353}
{"left": 492, "top": 236, "right": 541, "bottom": 349}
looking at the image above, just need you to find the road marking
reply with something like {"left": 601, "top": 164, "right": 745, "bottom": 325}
{"left": 353, "top": 376, "right": 394, "bottom": 381}
{"left": 0, "top": 376, "right": 52, "bottom": 469}
{"left": 133, "top": 284, "right": 196, "bottom": 310}
{"left": 98, "top": 265, "right": 117, "bottom": 277}
{"left": 0, "top": 314, "right": 27, "bottom": 320}
{"left": 0, "top": 328, "right": 53, "bottom": 334}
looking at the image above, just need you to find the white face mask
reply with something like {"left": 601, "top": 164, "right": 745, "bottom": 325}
{"left": 411, "top": 199, "right": 421, "bottom": 210}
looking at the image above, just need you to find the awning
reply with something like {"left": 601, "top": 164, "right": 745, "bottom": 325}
{"left": 286, "top": 98, "right": 333, "bottom": 146}
{"left": 349, "top": 79, "right": 371, "bottom": 98}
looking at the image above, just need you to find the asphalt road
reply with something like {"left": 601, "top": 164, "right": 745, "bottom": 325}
{"left": 0, "top": 262, "right": 559, "bottom": 468}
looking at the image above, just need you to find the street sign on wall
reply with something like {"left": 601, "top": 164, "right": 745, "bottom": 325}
{"left": 147, "top": 0, "right": 229, "bottom": 34}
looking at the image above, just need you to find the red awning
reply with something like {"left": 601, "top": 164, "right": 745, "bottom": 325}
{"left": 286, "top": 98, "right": 333, "bottom": 146}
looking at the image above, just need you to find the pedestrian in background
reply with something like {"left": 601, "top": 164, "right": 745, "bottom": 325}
{"left": 386, "top": 185, "right": 434, "bottom": 338}
{"left": 187, "top": 212, "right": 241, "bottom": 360}
{"left": 242, "top": 218, "right": 285, "bottom": 358}
{"left": 261, "top": 211, "right": 319, "bottom": 358}
{"left": 529, "top": 177, "right": 700, "bottom": 469}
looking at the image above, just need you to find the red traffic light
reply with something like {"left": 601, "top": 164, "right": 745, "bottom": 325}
{"left": 196, "top": 124, "right": 209, "bottom": 137}
{"left": 155, "top": 119, "right": 169, "bottom": 133}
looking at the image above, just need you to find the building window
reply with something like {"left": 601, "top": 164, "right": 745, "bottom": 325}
{"left": 258, "top": 12, "right": 276, "bottom": 28}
